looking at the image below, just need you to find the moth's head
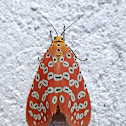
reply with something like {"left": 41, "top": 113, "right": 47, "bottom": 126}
{"left": 53, "top": 36, "right": 64, "bottom": 43}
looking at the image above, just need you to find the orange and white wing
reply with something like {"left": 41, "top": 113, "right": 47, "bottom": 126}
{"left": 26, "top": 50, "right": 58, "bottom": 126}
{"left": 58, "top": 46, "right": 91, "bottom": 126}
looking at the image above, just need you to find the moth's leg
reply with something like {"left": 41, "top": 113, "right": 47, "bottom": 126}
{"left": 69, "top": 47, "right": 88, "bottom": 61}
{"left": 38, "top": 57, "right": 43, "bottom": 61}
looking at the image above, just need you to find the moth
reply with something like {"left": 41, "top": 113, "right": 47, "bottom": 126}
{"left": 26, "top": 14, "right": 91, "bottom": 126}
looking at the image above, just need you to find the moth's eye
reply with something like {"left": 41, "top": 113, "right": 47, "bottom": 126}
{"left": 54, "top": 37, "right": 56, "bottom": 39}
{"left": 61, "top": 38, "right": 63, "bottom": 40}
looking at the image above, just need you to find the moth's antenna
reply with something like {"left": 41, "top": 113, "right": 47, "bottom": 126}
{"left": 61, "top": 14, "right": 84, "bottom": 36}
{"left": 39, "top": 12, "right": 58, "bottom": 36}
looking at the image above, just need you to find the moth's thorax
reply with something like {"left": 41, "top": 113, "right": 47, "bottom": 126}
{"left": 50, "top": 36, "right": 68, "bottom": 59}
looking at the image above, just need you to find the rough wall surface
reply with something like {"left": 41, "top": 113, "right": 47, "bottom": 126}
{"left": 0, "top": 0, "right": 126, "bottom": 126}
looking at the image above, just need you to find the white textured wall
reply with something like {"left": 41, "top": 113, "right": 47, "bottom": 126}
{"left": 0, "top": 0, "right": 126, "bottom": 126}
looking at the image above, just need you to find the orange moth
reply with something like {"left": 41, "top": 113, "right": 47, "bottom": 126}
{"left": 26, "top": 14, "right": 91, "bottom": 126}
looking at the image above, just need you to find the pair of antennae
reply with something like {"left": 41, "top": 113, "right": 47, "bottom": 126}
{"left": 39, "top": 12, "right": 84, "bottom": 36}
